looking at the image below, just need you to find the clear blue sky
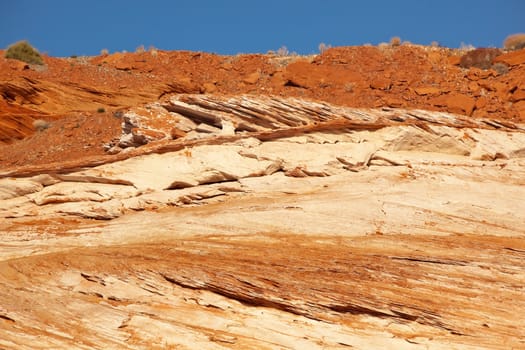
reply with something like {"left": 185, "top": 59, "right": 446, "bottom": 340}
{"left": 1, "top": 0, "right": 523, "bottom": 57}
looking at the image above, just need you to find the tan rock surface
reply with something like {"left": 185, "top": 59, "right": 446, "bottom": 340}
{"left": 1, "top": 95, "right": 525, "bottom": 349}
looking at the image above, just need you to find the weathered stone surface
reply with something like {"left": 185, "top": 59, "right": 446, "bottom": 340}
{"left": 1, "top": 96, "right": 525, "bottom": 349}
{"left": 0, "top": 178, "right": 43, "bottom": 200}
{"left": 1, "top": 152, "right": 525, "bottom": 347}
{"left": 30, "top": 182, "right": 139, "bottom": 205}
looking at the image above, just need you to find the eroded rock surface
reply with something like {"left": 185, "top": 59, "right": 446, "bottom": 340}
{"left": 1, "top": 96, "right": 525, "bottom": 349}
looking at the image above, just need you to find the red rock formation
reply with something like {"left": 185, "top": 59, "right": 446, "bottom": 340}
{"left": 1, "top": 45, "right": 525, "bottom": 349}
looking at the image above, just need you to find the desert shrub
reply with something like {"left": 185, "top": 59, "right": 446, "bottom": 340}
{"left": 5, "top": 40, "right": 44, "bottom": 65}
{"left": 33, "top": 119, "right": 50, "bottom": 131}
{"left": 135, "top": 45, "right": 145, "bottom": 54}
{"left": 113, "top": 110, "right": 124, "bottom": 118}
{"left": 390, "top": 36, "right": 401, "bottom": 47}
{"left": 459, "top": 48, "right": 502, "bottom": 69}
{"left": 491, "top": 62, "right": 509, "bottom": 75}
{"left": 503, "top": 33, "right": 525, "bottom": 51}
{"left": 97, "top": 107, "right": 106, "bottom": 113}
{"left": 148, "top": 45, "right": 158, "bottom": 57}
{"left": 276, "top": 46, "right": 289, "bottom": 56}
{"left": 318, "top": 42, "right": 331, "bottom": 53}
{"left": 100, "top": 48, "right": 109, "bottom": 56}
{"left": 459, "top": 42, "right": 475, "bottom": 53}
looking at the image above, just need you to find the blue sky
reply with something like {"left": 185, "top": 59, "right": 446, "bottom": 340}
{"left": 1, "top": 0, "right": 523, "bottom": 57}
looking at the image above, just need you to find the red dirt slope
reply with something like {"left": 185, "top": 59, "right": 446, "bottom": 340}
{"left": 1, "top": 45, "right": 524, "bottom": 168}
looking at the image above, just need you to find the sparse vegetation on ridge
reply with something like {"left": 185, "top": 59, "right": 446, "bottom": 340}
{"left": 503, "top": 33, "right": 525, "bottom": 51}
{"left": 276, "top": 46, "right": 289, "bottom": 57}
{"left": 5, "top": 40, "right": 44, "bottom": 65}
{"left": 318, "top": 42, "right": 331, "bottom": 53}
{"left": 148, "top": 45, "right": 158, "bottom": 57}
{"left": 390, "top": 36, "right": 401, "bottom": 47}
{"left": 459, "top": 48, "right": 502, "bottom": 69}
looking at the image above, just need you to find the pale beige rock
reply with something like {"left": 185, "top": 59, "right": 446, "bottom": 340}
{"left": 0, "top": 178, "right": 43, "bottom": 200}
{"left": 467, "top": 128, "right": 525, "bottom": 160}
{"left": 220, "top": 119, "right": 236, "bottom": 135}
{"left": 75, "top": 145, "right": 282, "bottom": 191}
{"left": 382, "top": 125, "right": 472, "bottom": 155}
{"left": 1, "top": 97, "right": 525, "bottom": 349}
{"left": 30, "top": 182, "right": 139, "bottom": 205}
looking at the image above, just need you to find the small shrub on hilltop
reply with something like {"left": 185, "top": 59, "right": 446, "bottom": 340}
{"left": 5, "top": 40, "right": 44, "bottom": 65}
{"left": 276, "top": 46, "right": 289, "bottom": 56}
{"left": 503, "top": 33, "right": 525, "bottom": 51}
{"left": 148, "top": 45, "right": 158, "bottom": 57}
{"left": 390, "top": 36, "right": 401, "bottom": 47}
{"left": 459, "top": 48, "right": 502, "bottom": 69}
{"left": 459, "top": 42, "right": 475, "bottom": 53}
{"left": 318, "top": 42, "right": 331, "bottom": 53}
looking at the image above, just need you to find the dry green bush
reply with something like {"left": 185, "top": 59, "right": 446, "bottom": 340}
{"left": 5, "top": 40, "right": 44, "bottom": 65}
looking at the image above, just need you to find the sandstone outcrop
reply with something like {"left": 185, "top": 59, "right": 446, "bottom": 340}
{"left": 1, "top": 45, "right": 525, "bottom": 349}
{"left": 1, "top": 94, "right": 525, "bottom": 348}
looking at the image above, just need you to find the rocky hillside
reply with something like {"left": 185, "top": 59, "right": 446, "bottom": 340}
{"left": 1, "top": 45, "right": 525, "bottom": 349}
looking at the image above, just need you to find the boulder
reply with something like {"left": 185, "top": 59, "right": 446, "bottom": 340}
{"left": 413, "top": 87, "right": 441, "bottom": 96}
{"left": 444, "top": 94, "right": 476, "bottom": 116}
{"left": 493, "top": 48, "right": 525, "bottom": 66}
{"left": 243, "top": 72, "right": 260, "bottom": 85}
{"left": 369, "top": 78, "right": 392, "bottom": 90}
